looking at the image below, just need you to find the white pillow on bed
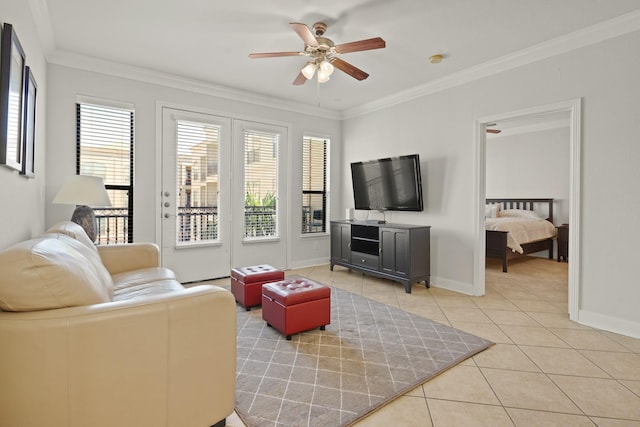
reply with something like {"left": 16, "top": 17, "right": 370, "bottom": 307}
{"left": 484, "top": 204, "right": 500, "bottom": 218}
{"left": 498, "top": 209, "right": 545, "bottom": 219}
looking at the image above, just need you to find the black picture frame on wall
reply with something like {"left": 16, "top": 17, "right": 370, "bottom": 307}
{"left": 0, "top": 23, "right": 27, "bottom": 172}
{"left": 21, "top": 66, "right": 36, "bottom": 177}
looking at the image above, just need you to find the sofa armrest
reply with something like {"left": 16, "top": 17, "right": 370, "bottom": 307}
{"left": 0, "top": 285, "right": 236, "bottom": 427}
{"left": 97, "top": 242, "right": 160, "bottom": 275}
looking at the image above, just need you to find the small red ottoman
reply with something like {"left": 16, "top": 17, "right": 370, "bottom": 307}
{"left": 262, "top": 278, "right": 331, "bottom": 340}
{"left": 230, "top": 265, "right": 284, "bottom": 310}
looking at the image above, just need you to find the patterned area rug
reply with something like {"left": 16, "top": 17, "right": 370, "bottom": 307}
{"left": 235, "top": 287, "right": 493, "bottom": 427}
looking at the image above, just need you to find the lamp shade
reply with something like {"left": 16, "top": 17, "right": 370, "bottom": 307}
{"left": 319, "top": 60, "right": 334, "bottom": 75}
{"left": 53, "top": 175, "right": 112, "bottom": 207}
{"left": 301, "top": 62, "right": 316, "bottom": 79}
{"left": 317, "top": 60, "right": 334, "bottom": 83}
{"left": 317, "top": 70, "right": 331, "bottom": 83}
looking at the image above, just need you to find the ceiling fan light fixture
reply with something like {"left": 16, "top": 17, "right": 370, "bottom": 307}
{"left": 319, "top": 60, "right": 334, "bottom": 75}
{"left": 301, "top": 62, "right": 316, "bottom": 79}
{"left": 317, "top": 70, "right": 331, "bottom": 83}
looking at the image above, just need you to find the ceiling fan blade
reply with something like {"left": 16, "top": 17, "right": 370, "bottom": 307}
{"left": 335, "top": 37, "right": 386, "bottom": 54}
{"left": 289, "top": 22, "right": 318, "bottom": 47}
{"left": 331, "top": 58, "right": 369, "bottom": 81}
{"left": 293, "top": 71, "right": 308, "bottom": 86}
{"left": 248, "top": 51, "right": 301, "bottom": 59}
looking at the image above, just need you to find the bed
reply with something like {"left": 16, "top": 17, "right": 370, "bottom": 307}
{"left": 485, "top": 198, "right": 557, "bottom": 272}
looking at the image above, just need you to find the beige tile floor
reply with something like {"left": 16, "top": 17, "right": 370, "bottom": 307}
{"left": 212, "top": 256, "right": 640, "bottom": 427}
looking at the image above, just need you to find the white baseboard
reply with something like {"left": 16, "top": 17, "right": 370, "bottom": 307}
{"left": 578, "top": 309, "right": 640, "bottom": 339}
{"left": 430, "top": 276, "right": 478, "bottom": 296}
{"left": 288, "top": 257, "right": 330, "bottom": 270}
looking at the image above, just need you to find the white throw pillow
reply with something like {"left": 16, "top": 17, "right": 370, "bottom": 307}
{"left": 484, "top": 204, "right": 499, "bottom": 218}
{"left": 498, "top": 209, "right": 545, "bottom": 219}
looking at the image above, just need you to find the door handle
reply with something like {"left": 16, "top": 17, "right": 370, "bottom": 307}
{"left": 164, "top": 202, "right": 170, "bottom": 207}
{"left": 164, "top": 213, "right": 170, "bottom": 218}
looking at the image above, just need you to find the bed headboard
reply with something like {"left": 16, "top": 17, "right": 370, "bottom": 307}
{"left": 486, "top": 198, "right": 554, "bottom": 223}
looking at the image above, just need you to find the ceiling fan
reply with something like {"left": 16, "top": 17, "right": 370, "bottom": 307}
{"left": 248, "top": 22, "right": 386, "bottom": 85}
{"left": 486, "top": 123, "right": 502, "bottom": 134}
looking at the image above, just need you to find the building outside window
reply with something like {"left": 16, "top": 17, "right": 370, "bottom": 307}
{"left": 244, "top": 129, "right": 279, "bottom": 239}
{"left": 175, "top": 120, "right": 221, "bottom": 243}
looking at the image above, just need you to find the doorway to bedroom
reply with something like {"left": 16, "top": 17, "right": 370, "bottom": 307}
{"left": 475, "top": 99, "right": 581, "bottom": 321}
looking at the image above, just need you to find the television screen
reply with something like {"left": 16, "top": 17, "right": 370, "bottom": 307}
{"left": 350, "top": 154, "right": 424, "bottom": 211}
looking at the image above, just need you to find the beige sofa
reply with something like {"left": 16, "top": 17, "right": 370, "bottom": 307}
{"left": 0, "top": 221, "right": 236, "bottom": 427}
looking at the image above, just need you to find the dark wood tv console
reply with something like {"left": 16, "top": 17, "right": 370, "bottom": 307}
{"left": 330, "top": 220, "right": 431, "bottom": 293}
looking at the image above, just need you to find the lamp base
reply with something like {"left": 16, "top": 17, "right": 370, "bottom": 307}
{"left": 70, "top": 205, "right": 98, "bottom": 242}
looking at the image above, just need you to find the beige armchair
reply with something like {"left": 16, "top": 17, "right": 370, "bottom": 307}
{"left": 0, "top": 222, "right": 236, "bottom": 427}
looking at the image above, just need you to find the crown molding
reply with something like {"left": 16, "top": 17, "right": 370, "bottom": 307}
{"left": 342, "top": 9, "right": 640, "bottom": 119}
{"left": 46, "top": 50, "right": 342, "bottom": 121}
{"left": 28, "top": 0, "right": 56, "bottom": 53}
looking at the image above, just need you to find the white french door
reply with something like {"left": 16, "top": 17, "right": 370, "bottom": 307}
{"left": 161, "top": 110, "right": 288, "bottom": 281}
{"left": 161, "top": 108, "right": 231, "bottom": 282}
{"left": 231, "top": 120, "right": 288, "bottom": 269}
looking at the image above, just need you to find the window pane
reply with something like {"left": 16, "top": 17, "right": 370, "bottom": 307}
{"left": 95, "top": 189, "right": 130, "bottom": 244}
{"left": 77, "top": 102, "right": 134, "bottom": 244}
{"left": 78, "top": 104, "right": 132, "bottom": 185}
{"left": 302, "top": 136, "right": 328, "bottom": 234}
{"left": 175, "top": 120, "right": 221, "bottom": 244}
{"left": 244, "top": 130, "right": 278, "bottom": 239}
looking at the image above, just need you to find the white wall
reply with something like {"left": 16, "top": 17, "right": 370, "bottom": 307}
{"left": 486, "top": 126, "right": 571, "bottom": 224}
{"left": 0, "top": 1, "right": 47, "bottom": 250}
{"left": 342, "top": 31, "right": 640, "bottom": 337}
{"left": 45, "top": 64, "right": 341, "bottom": 269}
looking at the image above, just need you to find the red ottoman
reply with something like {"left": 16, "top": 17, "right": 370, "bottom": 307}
{"left": 262, "top": 278, "right": 331, "bottom": 340}
{"left": 231, "top": 264, "right": 284, "bottom": 310}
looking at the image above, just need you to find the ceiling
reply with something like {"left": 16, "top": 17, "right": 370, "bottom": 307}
{"left": 32, "top": 0, "right": 640, "bottom": 113}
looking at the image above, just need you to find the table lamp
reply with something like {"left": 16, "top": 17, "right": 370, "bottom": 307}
{"left": 53, "top": 175, "right": 112, "bottom": 242}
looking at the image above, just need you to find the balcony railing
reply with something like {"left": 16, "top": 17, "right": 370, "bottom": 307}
{"left": 94, "top": 207, "right": 130, "bottom": 245}
{"left": 94, "top": 205, "right": 280, "bottom": 244}
{"left": 244, "top": 206, "right": 276, "bottom": 238}
{"left": 177, "top": 206, "right": 218, "bottom": 242}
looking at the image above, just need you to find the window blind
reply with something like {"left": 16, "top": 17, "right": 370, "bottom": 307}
{"left": 302, "top": 136, "right": 328, "bottom": 234}
{"left": 76, "top": 102, "right": 134, "bottom": 244}
{"left": 243, "top": 129, "right": 279, "bottom": 239}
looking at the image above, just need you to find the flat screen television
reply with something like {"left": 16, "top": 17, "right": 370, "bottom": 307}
{"left": 350, "top": 154, "right": 424, "bottom": 211}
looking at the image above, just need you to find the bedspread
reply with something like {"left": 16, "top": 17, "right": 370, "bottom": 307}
{"left": 486, "top": 217, "right": 557, "bottom": 254}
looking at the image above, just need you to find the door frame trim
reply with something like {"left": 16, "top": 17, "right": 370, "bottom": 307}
{"left": 474, "top": 98, "right": 582, "bottom": 321}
